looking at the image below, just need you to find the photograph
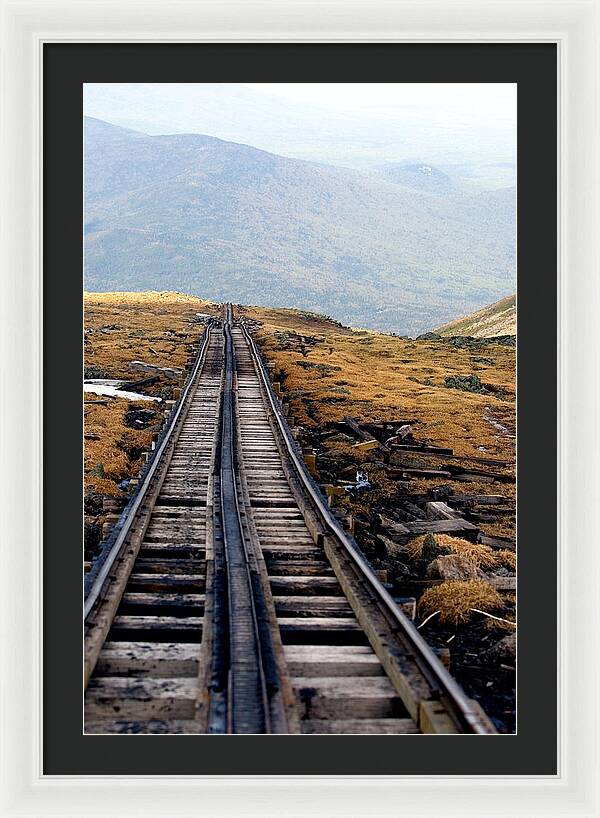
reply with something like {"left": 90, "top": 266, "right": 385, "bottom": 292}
{"left": 82, "top": 81, "right": 516, "bottom": 736}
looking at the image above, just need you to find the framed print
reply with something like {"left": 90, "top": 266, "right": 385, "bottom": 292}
{"left": 1, "top": 1, "right": 599, "bottom": 816}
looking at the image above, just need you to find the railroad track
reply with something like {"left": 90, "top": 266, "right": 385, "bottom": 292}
{"left": 84, "top": 305, "right": 496, "bottom": 734}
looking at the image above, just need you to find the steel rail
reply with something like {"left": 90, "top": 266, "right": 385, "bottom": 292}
{"left": 219, "top": 310, "right": 272, "bottom": 733}
{"left": 84, "top": 323, "right": 214, "bottom": 621}
{"left": 240, "top": 319, "right": 490, "bottom": 734}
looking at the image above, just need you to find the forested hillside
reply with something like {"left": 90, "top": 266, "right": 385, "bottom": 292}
{"left": 84, "top": 117, "right": 516, "bottom": 334}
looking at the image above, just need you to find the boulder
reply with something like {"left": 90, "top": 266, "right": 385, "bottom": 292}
{"left": 425, "top": 553, "right": 486, "bottom": 582}
{"left": 484, "top": 633, "right": 516, "bottom": 665}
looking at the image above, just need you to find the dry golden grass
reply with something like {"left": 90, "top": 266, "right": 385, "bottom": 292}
{"left": 406, "top": 533, "right": 500, "bottom": 570}
{"left": 85, "top": 291, "right": 219, "bottom": 379}
{"left": 84, "top": 291, "right": 218, "bottom": 494}
{"left": 495, "top": 549, "right": 517, "bottom": 572}
{"left": 84, "top": 398, "right": 154, "bottom": 494}
{"left": 247, "top": 306, "right": 515, "bottom": 459}
{"left": 418, "top": 579, "right": 504, "bottom": 626}
{"left": 243, "top": 303, "right": 515, "bottom": 537}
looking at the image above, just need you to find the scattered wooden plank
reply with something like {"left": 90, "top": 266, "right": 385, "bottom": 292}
{"left": 342, "top": 416, "right": 386, "bottom": 449}
{"left": 119, "top": 374, "right": 160, "bottom": 391}
{"left": 425, "top": 501, "right": 460, "bottom": 521}
{"left": 378, "top": 515, "right": 410, "bottom": 536}
{"left": 447, "top": 465, "right": 515, "bottom": 484}
{"left": 390, "top": 443, "right": 453, "bottom": 455}
{"left": 129, "top": 360, "right": 183, "bottom": 380}
{"left": 450, "top": 494, "right": 506, "bottom": 505}
{"left": 391, "top": 446, "right": 511, "bottom": 468}
{"left": 362, "top": 420, "right": 417, "bottom": 430}
{"left": 401, "top": 518, "right": 480, "bottom": 542}
{"left": 403, "top": 517, "right": 479, "bottom": 533}
{"left": 451, "top": 472, "right": 496, "bottom": 484}
{"left": 352, "top": 439, "right": 380, "bottom": 451}
{"left": 479, "top": 534, "right": 516, "bottom": 552}
{"left": 397, "top": 468, "right": 453, "bottom": 478}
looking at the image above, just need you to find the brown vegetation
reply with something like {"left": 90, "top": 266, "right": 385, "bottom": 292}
{"left": 406, "top": 533, "right": 500, "bottom": 570}
{"left": 418, "top": 579, "right": 505, "bottom": 626}
{"left": 84, "top": 291, "right": 217, "bottom": 494}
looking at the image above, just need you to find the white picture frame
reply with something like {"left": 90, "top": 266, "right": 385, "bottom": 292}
{"left": 1, "top": 0, "right": 598, "bottom": 815}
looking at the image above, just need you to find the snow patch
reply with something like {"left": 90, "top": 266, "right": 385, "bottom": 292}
{"left": 84, "top": 382, "right": 162, "bottom": 402}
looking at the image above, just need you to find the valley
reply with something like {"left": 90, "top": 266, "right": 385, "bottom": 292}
{"left": 84, "top": 117, "right": 515, "bottom": 335}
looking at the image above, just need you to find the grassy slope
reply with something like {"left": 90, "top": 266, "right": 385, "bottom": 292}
{"left": 435, "top": 294, "right": 516, "bottom": 338}
{"left": 84, "top": 292, "right": 515, "bottom": 530}
{"left": 84, "top": 291, "right": 219, "bottom": 494}
{"left": 244, "top": 305, "right": 515, "bottom": 459}
{"left": 244, "top": 303, "right": 515, "bottom": 539}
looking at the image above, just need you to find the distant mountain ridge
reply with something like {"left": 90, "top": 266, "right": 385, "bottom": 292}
{"left": 377, "top": 163, "right": 455, "bottom": 194}
{"left": 435, "top": 294, "right": 516, "bottom": 337}
{"left": 84, "top": 117, "right": 516, "bottom": 335}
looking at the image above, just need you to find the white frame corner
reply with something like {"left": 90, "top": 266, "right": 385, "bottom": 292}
{"left": 1, "top": 1, "right": 599, "bottom": 816}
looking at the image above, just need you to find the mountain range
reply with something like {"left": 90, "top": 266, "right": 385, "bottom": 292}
{"left": 84, "top": 116, "right": 516, "bottom": 335}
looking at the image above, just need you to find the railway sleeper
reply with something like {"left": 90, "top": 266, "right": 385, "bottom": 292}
{"left": 85, "top": 677, "right": 198, "bottom": 721}
{"left": 127, "top": 573, "right": 206, "bottom": 593}
{"left": 84, "top": 719, "right": 207, "bottom": 734}
{"left": 109, "top": 616, "right": 203, "bottom": 643}
{"left": 292, "top": 677, "right": 407, "bottom": 720}
{"left": 119, "top": 592, "right": 204, "bottom": 617}
{"left": 300, "top": 718, "right": 419, "bottom": 735}
{"left": 284, "top": 645, "right": 385, "bottom": 678}
{"left": 132, "top": 558, "right": 206, "bottom": 574}
{"left": 96, "top": 641, "right": 200, "bottom": 678}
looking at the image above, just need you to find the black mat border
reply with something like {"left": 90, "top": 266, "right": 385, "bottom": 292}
{"left": 43, "top": 43, "right": 557, "bottom": 776}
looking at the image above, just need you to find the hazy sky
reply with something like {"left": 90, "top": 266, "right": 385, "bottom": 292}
{"left": 244, "top": 83, "right": 516, "bottom": 127}
{"left": 84, "top": 82, "right": 516, "bottom": 182}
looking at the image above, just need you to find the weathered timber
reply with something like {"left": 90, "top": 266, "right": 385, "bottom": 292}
{"left": 450, "top": 494, "right": 506, "bottom": 505}
{"left": 128, "top": 360, "right": 183, "bottom": 380}
{"left": 391, "top": 443, "right": 453, "bottom": 455}
{"left": 425, "top": 501, "right": 460, "bottom": 521}
{"left": 119, "top": 375, "right": 160, "bottom": 391}
{"left": 292, "top": 676, "right": 402, "bottom": 720}
{"left": 397, "top": 467, "right": 453, "bottom": 478}
{"left": 95, "top": 641, "right": 200, "bottom": 677}
{"left": 301, "top": 718, "right": 418, "bottom": 734}
{"left": 479, "top": 534, "right": 516, "bottom": 552}
{"left": 342, "top": 416, "right": 386, "bottom": 449}
{"left": 446, "top": 465, "right": 515, "bottom": 483}
{"left": 283, "top": 645, "right": 383, "bottom": 677}
{"left": 401, "top": 518, "right": 480, "bottom": 542}
{"left": 85, "top": 677, "right": 197, "bottom": 720}
{"left": 390, "top": 445, "right": 512, "bottom": 468}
